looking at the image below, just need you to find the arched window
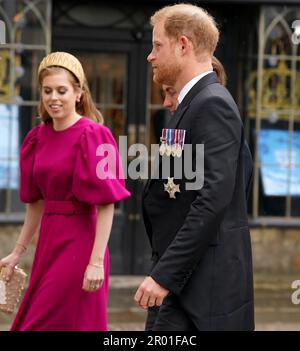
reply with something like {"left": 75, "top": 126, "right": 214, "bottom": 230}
{"left": 0, "top": 0, "right": 51, "bottom": 220}
{"left": 247, "top": 6, "right": 300, "bottom": 222}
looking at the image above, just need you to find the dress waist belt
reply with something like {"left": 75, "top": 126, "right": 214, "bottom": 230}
{"left": 44, "top": 200, "right": 95, "bottom": 215}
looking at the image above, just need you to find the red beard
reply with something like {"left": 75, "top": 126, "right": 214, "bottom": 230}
{"left": 153, "top": 60, "right": 182, "bottom": 86}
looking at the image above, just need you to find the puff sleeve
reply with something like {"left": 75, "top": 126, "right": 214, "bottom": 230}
{"left": 72, "top": 123, "right": 131, "bottom": 205}
{"left": 20, "top": 126, "right": 43, "bottom": 203}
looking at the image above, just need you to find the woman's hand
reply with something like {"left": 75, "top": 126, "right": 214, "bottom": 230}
{"left": 82, "top": 263, "right": 104, "bottom": 292}
{"left": 0, "top": 252, "right": 22, "bottom": 282}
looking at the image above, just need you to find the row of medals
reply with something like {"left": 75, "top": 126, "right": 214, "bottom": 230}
{"left": 159, "top": 140, "right": 183, "bottom": 158}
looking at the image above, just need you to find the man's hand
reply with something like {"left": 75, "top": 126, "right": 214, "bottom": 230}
{"left": 134, "top": 276, "right": 169, "bottom": 309}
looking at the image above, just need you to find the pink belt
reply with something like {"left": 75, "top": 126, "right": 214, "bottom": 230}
{"left": 44, "top": 200, "right": 95, "bottom": 215}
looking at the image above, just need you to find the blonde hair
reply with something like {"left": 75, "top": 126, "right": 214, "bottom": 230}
{"left": 38, "top": 66, "right": 103, "bottom": 124}
{"left": 150, "top": 4, "right": 219, "bottom": 56}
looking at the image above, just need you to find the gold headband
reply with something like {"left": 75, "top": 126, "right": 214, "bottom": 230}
{"left": 38, "top": 52, "right": 85, "bottom": 88}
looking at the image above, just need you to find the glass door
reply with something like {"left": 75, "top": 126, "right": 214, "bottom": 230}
{"left": 62, "top": 47, "right": 152, "bottom": 274}
{"left": 74, "top": 52, "right": 127, "bottom": 139}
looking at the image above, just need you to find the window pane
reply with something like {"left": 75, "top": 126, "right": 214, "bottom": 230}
{"left": 0, "top": 49, "right": 45, "bottom": 103}
{"left": 0, "top": 105, "right": 38, "bottom": 214}
{"left": 0, "top": 104, "right": 19, "bottom": 190}
{"left": 292, "top": 195, "right": 300, "bottom": 217}
{"left": 248, "top": 6, "right": 300, "bottom": 219}
{"left": 256, "top": 122, "right": 300, "bottom": 217}
{"left": 74, "top": 52, "right": 127, "bottom": 139}
{"left": 18, "top": 50, "right": 45, "bottom": 102}
{"left": 0, "top": 1, "right": 50, "bottom": 218}
{"left": 98, "top": 107, "right": 125, "bottom": 141}
{"left": 14, "top": 0, "right": 49, "bottom": 45}
{"left": 0, "top": 49, "right": 21, "bottom": 103}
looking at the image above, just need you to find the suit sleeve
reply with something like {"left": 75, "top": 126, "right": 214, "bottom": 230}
{"left": 150, "top": 95, "right": 242, "bottom": 295}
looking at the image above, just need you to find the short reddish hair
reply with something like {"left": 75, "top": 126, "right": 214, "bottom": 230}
{"left": 150, "top": 4, "right": 219, "bottom": 56}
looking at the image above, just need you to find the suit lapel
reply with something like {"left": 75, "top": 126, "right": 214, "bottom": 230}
{"left": 167, "top": 104, "right": 189, "bottom": 130}
{"left": 143, "top": 72, "right": 219, "bottom": 195}
{"left": 167, "top": 72, "right": 219, "bottom": 129}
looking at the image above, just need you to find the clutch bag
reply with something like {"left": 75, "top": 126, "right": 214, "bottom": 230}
{"left": 0, "top": 266, "right": 27, "bottom": 314}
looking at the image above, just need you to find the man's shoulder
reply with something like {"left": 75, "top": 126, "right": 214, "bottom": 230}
{"left": 191, "top": 83, "right": 239, "bottom": 114}
{"left": 189, "top": 84, "right": 227, "bottom": 106}
{"left": 194, "top": 82, "right": 231, "bottom": 101}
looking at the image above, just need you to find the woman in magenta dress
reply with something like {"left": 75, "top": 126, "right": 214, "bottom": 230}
{"left": 0, "top": 52, "right": 130, "bottom": 331}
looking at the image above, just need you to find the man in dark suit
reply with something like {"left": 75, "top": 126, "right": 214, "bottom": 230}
{"left": 161, "top": 84, "right": 253, "bottom": 202}
{"left": 134, "top": 4, "right": 255, "bottom": 331}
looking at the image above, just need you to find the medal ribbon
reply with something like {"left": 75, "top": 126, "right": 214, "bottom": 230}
{"left": 161, "top": 128, "right": 167, "bottom": 141}
{"left": 167, "top": 129, "right": 173, "bottom": 147}
{"left": 174, "top": 129, "right": 179, "bottom": 145}
{"left": 179, "top": 129, "right": 186, "bottom": 150}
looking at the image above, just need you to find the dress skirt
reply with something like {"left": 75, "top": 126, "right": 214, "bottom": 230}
{"left": 11, "top": 201, "right": 110, "bottom": 331}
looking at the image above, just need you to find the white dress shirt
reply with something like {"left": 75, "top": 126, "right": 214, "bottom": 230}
{"left": 177, "top": 71, "right": 213, "bottom": 105}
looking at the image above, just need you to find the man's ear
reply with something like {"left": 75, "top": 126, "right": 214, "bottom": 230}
{"left": 179, "top": 35, "right": 191, "bottom": 55}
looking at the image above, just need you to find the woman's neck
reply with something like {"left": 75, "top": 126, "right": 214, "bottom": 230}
{"left": 52, "top": 114, "right": 81, "bottom": 131}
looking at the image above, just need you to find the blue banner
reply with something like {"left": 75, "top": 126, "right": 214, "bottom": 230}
{"left": 258, "top": 129, "right": 300, "bottom": 196}
{"left": 0, "top": 104, "right": 19, "bottom": 189}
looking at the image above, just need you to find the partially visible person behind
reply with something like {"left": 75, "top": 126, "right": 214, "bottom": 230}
{"left": 0, "top": 51, "right": 130, "bottom": 331}
{"left": 211, "top": 56, "right": 227, "bottom": 86}
{"left": 162, "top": 85, "right": 178, "bottom": 113}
